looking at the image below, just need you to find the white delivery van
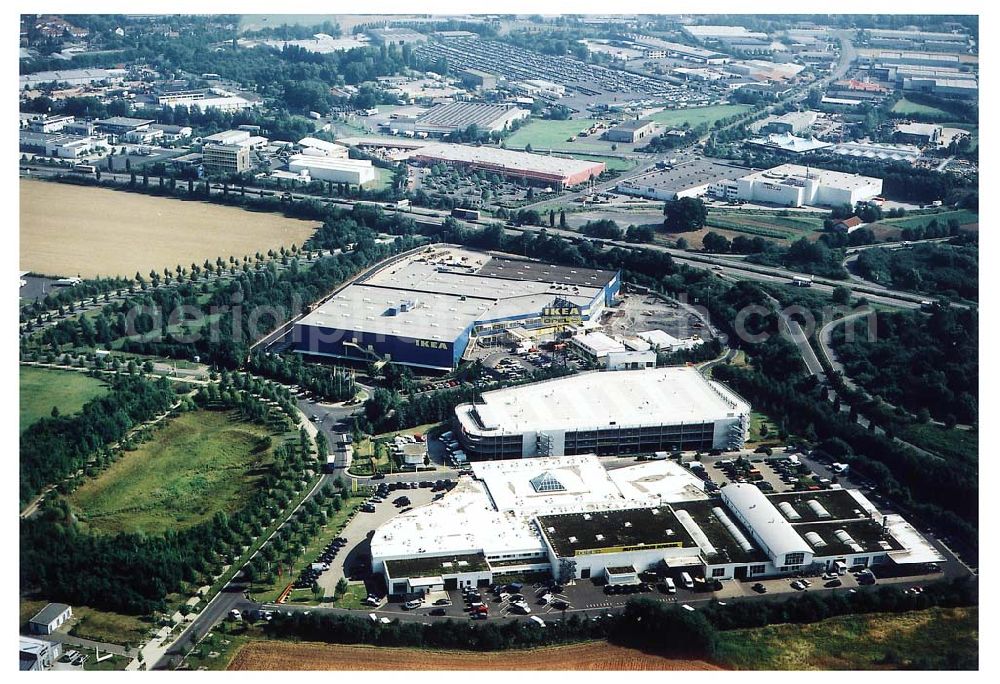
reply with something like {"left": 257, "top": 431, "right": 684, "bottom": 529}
{"left": 663, "top": 577, "right": 676, "bottom": 593}
{"left": 680, "top": 572, "right": 694, "bottom": 589}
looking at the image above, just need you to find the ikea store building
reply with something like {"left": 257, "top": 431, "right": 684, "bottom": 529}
{"left": 293, "top": 245, "right": 620, "bottom": 370}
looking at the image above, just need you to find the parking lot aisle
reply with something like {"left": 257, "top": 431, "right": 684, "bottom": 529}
{"left": 317, "top": 487, "right": 437, "bottom": 597}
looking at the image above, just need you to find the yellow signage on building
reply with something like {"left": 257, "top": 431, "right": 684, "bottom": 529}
{"left": 540, "top": 305, "right": 583, "bottom": 326}
{"left": 573, "top": 541, "right": 686, "bottom": 556}
{"left": 414, "top": 339, "right": 449, "bottom": 349}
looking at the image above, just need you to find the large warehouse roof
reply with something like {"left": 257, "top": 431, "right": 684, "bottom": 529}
{"left": 459, "top": 367, "right": 750, "bottom": 434}
{"left": 296, "top": 245, "right": 614, "bottom": 343}
{"left": 411, "top": 143, "right": 606, "bottom": 185}
{"left": 742, "top": 163, "right": 882, "bottom": 191}
{"left": 415, "top": 102, "right": 527, "bottom": 132}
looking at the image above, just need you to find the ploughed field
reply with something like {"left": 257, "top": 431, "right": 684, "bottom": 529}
{"left": 20, "top": 179, "right": 318, "bottom": 279}
{"left": 227, "top": 641, "right": 723, "bottom": 671}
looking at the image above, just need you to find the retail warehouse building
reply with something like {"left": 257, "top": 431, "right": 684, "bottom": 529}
{"left": 293, "top": 246, "right": 620, "bottom": 370}
{"left": 370, "top": 455, "right": 943, "bottom": 594}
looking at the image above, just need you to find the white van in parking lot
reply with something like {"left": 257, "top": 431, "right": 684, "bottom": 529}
{"left": 663, "top": 577, "right": 676, "bottom": 593}
{"left": 680, "top": 572, "right": 694, "bottom": 589}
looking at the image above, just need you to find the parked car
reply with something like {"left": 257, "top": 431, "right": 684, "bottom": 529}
{"left": 403, "top": 599, "right": 424, "bottom": 610}
{"left": 752, "top": 583, "right": 767, "bottom": 594}
{"left": 824, "top": 579, "right": 843, "bottom": 588}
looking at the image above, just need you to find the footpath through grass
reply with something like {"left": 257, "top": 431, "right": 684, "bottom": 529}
{"left": 19, "top": 366, "right": 108, "bottom": 432}
{"left": 715, "top": 607, "right": 978, "bottom": 670}
{"left": 68, "top": 409, "right": 279, "bottom": 535}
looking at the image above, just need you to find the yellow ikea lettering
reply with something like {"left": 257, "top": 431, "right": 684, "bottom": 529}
{"left": 415, "top": 339, "right": 448, "bottom": 349}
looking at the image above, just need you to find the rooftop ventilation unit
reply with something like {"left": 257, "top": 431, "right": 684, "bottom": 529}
{"left": 712, "top": 506, "right": 754, "bottom": 553}
{"left": 807, "top": 499, "right": 832, "bottom": 519}
{"left": 674, "top": 509, "right": 717, "bottom": 555}
{"left": 803, "top": 531, "right": 827, "bottom": 549}
{"left": 777, "top": 501, "right": 802, "bottom": 521}
{"left": 834, "top": 528, "right": 864, "bottom": 553}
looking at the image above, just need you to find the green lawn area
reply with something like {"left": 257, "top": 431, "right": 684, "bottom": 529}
{"left": 564, "top": 153, "right": 637, "bottom": 172}
{"left": 183, "top": 626, "right": 254, "bottom": 671}
{"left": 369, "top": 166, "right": 395, "bottom": 191}
{"left": 647, "top": 104, "right": 751, "bottom": 129}
{"left": 84, "top": 654, "right": 130, "bottom": 671}
{"left": 67, "top": 605, "right": 155, "bottom": 646}
{"left": 715, "top": 607, "right": 978, "bottom": 670}
{"left": 877, "top": 209, "right": 978, "bottom": 230}
{"left": 67, "top": 409, "right": 279, "bottom": 535}
{"left": 328, "top": 582, "right": 370, "bottom": 609}
{"left": 504, "top": 119, "right": 601, "bottom": 150}
{"left": 891, "top": 97, "right": 951, "bottom": 118}
{"left": 746, "top": 411, "right": 781, "bottom": 445}
{"left": 898, "top": 423, "right": 977, "bottom": 464}
{"left": 705, "top": 211, "right": 827, "bottom": 241}
{"left": 19, "top": 366, "right": 108, "bottom": 432}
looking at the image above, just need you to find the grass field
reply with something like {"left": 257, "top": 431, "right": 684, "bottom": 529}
{"left": 705, "top": 211, "right": 826, "bottom": 241}
{"left": 898, "top": 423, "right": 978, "bottom": 464}
{"left": 67, "top": 605, "right": 154, "bottom": 646}
{"left": 877, "top": 209, "right": 978, "bottom": 230}
{"left": 647, "top": 104, "right": 751, "bottom": 129}
{"left": 747, "top": 411, "right": 781, "bottom": 445}
{"left": 370, "top": 166, "right": 395, "bottom": 191}
{"left": 891, "top": 97, "right": 951, "bottom": 118}
{"left": 20, "top": 179, "right": 318, "bottom": 279}
{"left": 565, "top": 154, "right": 637, "bottom": 172}
{"left": 67, "top": 409, "right": 278, "bottom": 535}
{"left": 19, "top": 366, "right": 108, "bottom": 432}
{"left": 504, "top": 119, "right": 601, "bottom": 150}
{"left": 716, "top": 607, "right": 978, "bottom": 670}
{"left": 228, "top": 640, "right": 723, "bottom": 671}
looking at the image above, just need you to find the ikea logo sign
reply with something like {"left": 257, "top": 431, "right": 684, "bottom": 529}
{"left": 415, "top": 339, "right": 448, "bottom": 349}
{"left": 542, "top": 306, "right": 581, "bottom": 317}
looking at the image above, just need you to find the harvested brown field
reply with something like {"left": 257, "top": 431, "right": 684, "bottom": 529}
{"left": 227, "top": 640, "right": 723, "bottom": 671}
{"left": 20, "top": 179, "right": 318, "bottom": 278}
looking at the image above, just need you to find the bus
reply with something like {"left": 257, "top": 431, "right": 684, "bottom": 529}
{"left": 791, "top": 276, "right": 812, "bottom": 288}
{"left": 69, "top": 164, "right": 97, "bottom": 175}
{"left": 451, "top": 207, "right": 481, "bottom": 221}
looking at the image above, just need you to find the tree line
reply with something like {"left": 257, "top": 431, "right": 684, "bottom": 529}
{"left": 21, "top": 389, "right": 314, "bottom": 615}
{"left": 19, "top": 373, "right": 178, "bottom": 504}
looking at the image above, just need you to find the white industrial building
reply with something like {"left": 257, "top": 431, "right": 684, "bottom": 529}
{"left": 19, "top": 130, "right": 108, "bottom": 159}
{"left": 370, "top": 455, "right": 943, "bottom": 594}
{"left": 286, "top": 154, "right": 377, "bottom": 186}
{"left": 731, "top": 164, "right": 883, "bottom": 208}
{"left": 569, "top": 331, "right": 657, "bottom": 370}
{"left": 455, "top": 366, "right": 751, "bottom": 459}
{"left": 745, "top": 132, "right": 833, "bottom": 156}
{"left": 637, "top": 329, "right": 705, "bottom": 353}
{"left": 20, "top": 637, "right": 61, "bottom": 672}
{"left": 297, "top": 137, "right": 350, "bottom": 158}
